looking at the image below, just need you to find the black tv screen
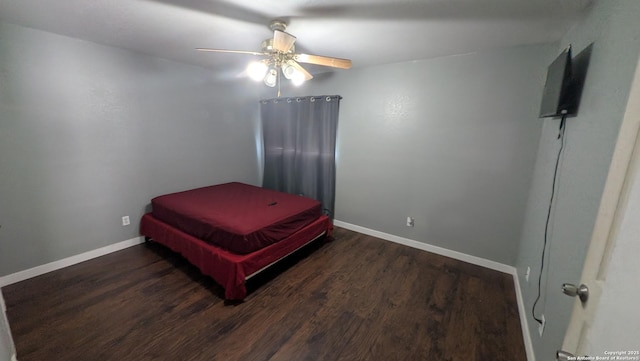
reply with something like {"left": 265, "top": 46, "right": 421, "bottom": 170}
{"left": 539, "top": 47, "right": 573, "bottom": 118}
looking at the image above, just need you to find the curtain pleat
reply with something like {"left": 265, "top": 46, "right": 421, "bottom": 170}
{"left": 261, "top": 96, "right": 341, "bottom": 218}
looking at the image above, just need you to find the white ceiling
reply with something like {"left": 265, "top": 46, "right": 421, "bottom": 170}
{"left": 0, "top": 0, "right": 593, "bottom": 78}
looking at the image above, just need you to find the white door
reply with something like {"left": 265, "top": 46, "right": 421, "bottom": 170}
{"left": 559, "top": 57, "right": 640, "bottom": 358}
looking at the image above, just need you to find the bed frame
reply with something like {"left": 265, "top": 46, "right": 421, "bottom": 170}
{"left": 140, "top": 213, "right": 332, "bottom": 300}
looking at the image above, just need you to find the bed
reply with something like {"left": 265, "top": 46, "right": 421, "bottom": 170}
{"left": 139, "top": 182, "right": 332, "bottom": 300}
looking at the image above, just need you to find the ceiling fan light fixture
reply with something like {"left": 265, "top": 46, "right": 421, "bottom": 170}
{"left": 264, "top": 68, "right": 278, "bottom": 87}
{"left": 291, "top": 72, "right": 306, "bottom": 86}
{"left": 282, "top": 64, "right": 297, "bottom": 80}
{"left": 247, "top": 61, "right": 268, "bottom": 82}
{"left": 282, "top": 63, "right": 306, "bottom": 85}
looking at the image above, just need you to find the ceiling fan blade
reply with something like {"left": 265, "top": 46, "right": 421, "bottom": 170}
{"left": 287, "top": 60, "right": 313, "bottom": 80}
{"left": 196, "top": 48, "right": 266, "bottom": 56}
{"left": 294, "top": 53, "right": 352, "bottom": 69}
{"left": 273, "top": 30, "right": 296, "bottom": 53}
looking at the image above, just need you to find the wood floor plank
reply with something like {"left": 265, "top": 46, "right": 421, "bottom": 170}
{"left": 2, "top": 227, "right": 527, "bottom": 361}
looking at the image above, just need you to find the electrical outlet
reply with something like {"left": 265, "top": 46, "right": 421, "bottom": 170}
{"left": 121, "top": 216, "right": 130, "bottom": 226}
{"left": 538, "top": 314, "right": 546, "bottom": 336}
{"left": 525, "top": 266, "right": 531, "bottom": 282}
{"left": 406, "top": 216, "right": 415, "bottom": 227}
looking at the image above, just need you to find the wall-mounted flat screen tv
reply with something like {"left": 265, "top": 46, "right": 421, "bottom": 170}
{"left": 539, "top": 47, "right": 574, "bottom": 118}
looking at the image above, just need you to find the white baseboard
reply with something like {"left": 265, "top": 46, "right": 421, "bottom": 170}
{"left": 333, "top": 219, "right": 535, "bottom": 361}
{"left": 512, "top": 270, "right": 536, "bottom": 361}
{"left": 0, "top": 237, "right": 144, "bottom": 287}
{"left": 333, "top": 220, "right": 514, "bottom": 273}
{"left": 0, "top": 237, "right": 144, "bottom": 361}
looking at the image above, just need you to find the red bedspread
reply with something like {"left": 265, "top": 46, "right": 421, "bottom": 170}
{"left": 140, "top": 213, "right": 331, "bottom": 300}
{"left": 151, "top": 182, "right": 322, "bottom": 254}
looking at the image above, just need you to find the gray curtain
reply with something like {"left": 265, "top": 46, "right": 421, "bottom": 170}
{"left": 261, "top": 95, "right": 341, "bottom": 218}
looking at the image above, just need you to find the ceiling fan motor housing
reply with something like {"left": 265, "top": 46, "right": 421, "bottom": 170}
{"left": 261, "top": 38, "right": 295, "bottom": 53}
{"left": 269, "top": 20, "right": 287, "bottom": 32}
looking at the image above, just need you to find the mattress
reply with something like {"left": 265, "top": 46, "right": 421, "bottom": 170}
{"left": 150, "top": 182, "right": 322, "bottom": 254}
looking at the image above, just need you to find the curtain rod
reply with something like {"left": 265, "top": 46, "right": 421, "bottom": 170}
{"left": 260, "top": 95, "right": 342, "bottom": 104}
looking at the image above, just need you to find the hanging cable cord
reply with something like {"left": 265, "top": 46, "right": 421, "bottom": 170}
{"left": 532, "top": 114, "right": 568, "bottom": 325}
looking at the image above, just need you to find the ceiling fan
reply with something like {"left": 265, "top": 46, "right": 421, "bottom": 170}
{"left": 197, "top": 20, "right": 352, "bottom": 96}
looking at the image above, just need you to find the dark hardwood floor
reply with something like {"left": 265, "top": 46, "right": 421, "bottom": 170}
{"left": 2, "top": 227, "right": 526, "bottom": 361}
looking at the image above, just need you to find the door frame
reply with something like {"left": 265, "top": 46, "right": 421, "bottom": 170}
{"left": 561, "top": 57, "right": 640, "bottom": 354}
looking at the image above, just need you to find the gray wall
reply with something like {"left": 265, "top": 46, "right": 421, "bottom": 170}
{"left": 515, "top": 1, "right": 640, "bottom": 359}
{"left": 0, "top": 21, "right": 261, "bottom": 276}
{"left": 300, "top": 44, "right": 553, "bottom": 265}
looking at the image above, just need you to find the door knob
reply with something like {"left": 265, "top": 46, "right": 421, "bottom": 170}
{"left": 562, "top": 283, "right": 589, "bottom": 303}
{"left": 557, "top": 350, "right": 575, "bottom": 361}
